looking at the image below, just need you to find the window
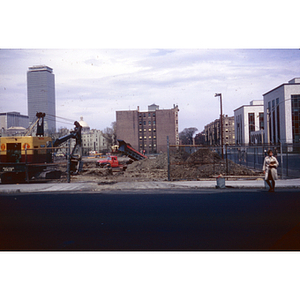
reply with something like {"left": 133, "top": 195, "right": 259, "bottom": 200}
{"left": 259, "top": 113, "right": 264, "bottom": 130}
{"left": 277, "top": 104, "right": 280, "bottom": 141}
{"left": 248, "top": 113, "right": 255, "bottom": 139}
{"left": 292, "top": 95, "right": 300, "bottom": 143}
{"left": 148, "top": 121, "right": 151, "bottom": 125}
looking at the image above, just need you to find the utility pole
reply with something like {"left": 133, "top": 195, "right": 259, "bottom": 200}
{"left": 215, "top": 93, "right": 224, "bottom": 159}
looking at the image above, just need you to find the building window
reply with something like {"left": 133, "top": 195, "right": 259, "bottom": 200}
{"left": 259, "top": 113, "right": 264, "bottom": 130}
{"left": 292, "top": 94, "right": 300, "bottom": 143}
{"left": 272, "top": 110, "right": 276, "bottom": 143}
{"left": 248, "top": 113, "right": 255, "bottom": 138}
{"left": 148, "top": 121, "right": 151, "bottom": 125}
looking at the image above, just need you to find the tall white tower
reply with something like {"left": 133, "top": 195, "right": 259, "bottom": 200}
{"left": 27, "top": 65, "right": 56, "bottom": 134}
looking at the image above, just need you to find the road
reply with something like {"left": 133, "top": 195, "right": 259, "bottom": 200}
{"left": 1, "top": 190, "right": 300, "bottom": 250}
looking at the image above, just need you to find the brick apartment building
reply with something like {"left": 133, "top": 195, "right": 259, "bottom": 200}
{"left": 116, "top": 104, "right": 179, "bottom": 154}
{"left": 204, "top": 115, "right": 235, "bottom": 146}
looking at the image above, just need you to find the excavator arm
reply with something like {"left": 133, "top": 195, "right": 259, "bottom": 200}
{"left": 51, "top": 121, "right": 82, "bottom": 174}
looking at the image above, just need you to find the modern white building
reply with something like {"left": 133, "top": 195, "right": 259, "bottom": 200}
{"left": 234, "top": 100, "right": 264, "bottom": 145}
{"left": 263, "top": 78, "right": 300, "bottom": 144}
{"left": 27, "top": 65, "right": 56, "bottom": 134}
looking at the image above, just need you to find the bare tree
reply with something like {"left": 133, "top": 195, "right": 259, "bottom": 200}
{"left": 179, "top": 127, "right": 198, "bottom": 145}
{"left": 103, "top": 122, "right": 116, "bottom": 150}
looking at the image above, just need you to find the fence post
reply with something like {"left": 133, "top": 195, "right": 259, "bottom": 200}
{"left": 67, "top": 139, "right": 71, "bottom": 183}
{"left": 167, "top": 136, "right": 170, "bottom": 181}
{"left": 280, "top": 142, "right": 284, "bottom": 180}
{"left": 286, "top": 144, "right": 289, "bottom": 178}
{"left": 225, "top": 144, "right": 228, "bottom": 174}
{"left": 25, "top": 147, "right": 29, "bottom": 183}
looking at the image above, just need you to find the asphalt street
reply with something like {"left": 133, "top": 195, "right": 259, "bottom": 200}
{"left": 1, "top": 190, "right": 300, "bottom": 250}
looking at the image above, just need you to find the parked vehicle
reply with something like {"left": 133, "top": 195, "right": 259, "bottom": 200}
{"left": 96, "top": 155, "right": 128, "bottom": 171}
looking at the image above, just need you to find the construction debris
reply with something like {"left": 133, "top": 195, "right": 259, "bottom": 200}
{"left": 68, "top": 148, "right": 259, "bottom": 183}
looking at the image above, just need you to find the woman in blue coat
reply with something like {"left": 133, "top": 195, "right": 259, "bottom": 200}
{"left": 263, "top": 150, "right": 279, "bottom": 192}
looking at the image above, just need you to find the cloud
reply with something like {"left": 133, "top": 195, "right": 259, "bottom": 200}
{"left": 1, "top": 49, "right": 300, "bottom": 132}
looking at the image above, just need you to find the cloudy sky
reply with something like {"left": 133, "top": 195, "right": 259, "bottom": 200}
{"left": 1, "top": 49, "right": 299, "bottom": 133}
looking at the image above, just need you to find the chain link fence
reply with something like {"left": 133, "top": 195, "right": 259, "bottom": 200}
{"left": 167, "top": 143, "right": 300, "bottom": 181}
{"left": 226, "top": 143, "right": 300, "bottom": 179}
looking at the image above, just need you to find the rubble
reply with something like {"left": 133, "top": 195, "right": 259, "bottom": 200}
{"left": 69, "top": 148, "right": 258, "bottom": 183}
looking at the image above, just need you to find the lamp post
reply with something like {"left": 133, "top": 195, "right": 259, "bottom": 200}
{"left": 215, "top": 93, "right": 224, "bottom": 159}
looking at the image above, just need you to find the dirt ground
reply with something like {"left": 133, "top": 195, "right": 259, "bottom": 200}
{"left": 66, "top": 148, "right": 261, "bottom": 183}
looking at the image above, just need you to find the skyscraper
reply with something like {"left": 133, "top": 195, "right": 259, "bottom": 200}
{"left": 27, "top": 65, "right": 56, "bottom": 133}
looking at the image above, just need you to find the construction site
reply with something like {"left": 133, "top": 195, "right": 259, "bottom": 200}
{"left": 69, "top": 145, "right": 260, "bottom": 184}
{"left": 0, "top": 113, "right": 262, "bottom": 184}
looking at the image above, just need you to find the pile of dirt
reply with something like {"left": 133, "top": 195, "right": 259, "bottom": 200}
{"left": 123, "top": 154, "right": 168, "bottom": 181}
{"left": 124, "top": 149, "right": 256, "bottom": 181}
{"left": 69, "top": 148, "right": 258, "bottom": 182}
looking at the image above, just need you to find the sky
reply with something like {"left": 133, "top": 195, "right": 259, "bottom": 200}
{"left": 0, "top": 49, "right": 300, "bottom": 132}
{"left": 1, "top": 49, "right": 300, "bottom": 133}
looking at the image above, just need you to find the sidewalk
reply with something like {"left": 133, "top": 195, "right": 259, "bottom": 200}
{"left": 1, "top": 178, "right": 300, "bottom": 194}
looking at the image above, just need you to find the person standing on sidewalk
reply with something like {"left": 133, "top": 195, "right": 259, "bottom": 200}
{"left": 263, "top": 150, "right": 279, "bottom": 192}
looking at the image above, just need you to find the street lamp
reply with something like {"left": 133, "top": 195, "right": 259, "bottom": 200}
{"left": 215, "top": 93, "right": 224, "bottom": 159}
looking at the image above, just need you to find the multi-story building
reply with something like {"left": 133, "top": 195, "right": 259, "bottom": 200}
{"left": 263, "top": 78, "right": 300, "bottom": 144}
{"left": 79, "top": 117, "right": 108, "bottom": 155}
{"left": 27, "top": 65, "right": 56, "bottom": 134}
{"left": 0, "top": 111, "right": 29, "bottom": 135}
{"left": 116, "top": 104, "right": 179, "bottom": 154}
{"left": 204, "top": 115, "right": 235, "bottom": 146}
{"left": 234, "top": 100, "right": 264, "bottom": 145}
{"left": 52, "top": 117, "right": 108, "bottom": 155}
